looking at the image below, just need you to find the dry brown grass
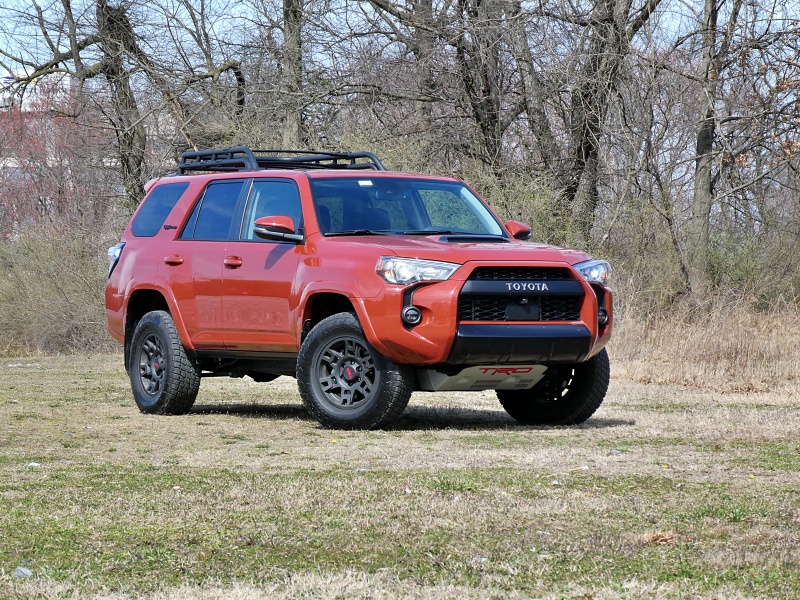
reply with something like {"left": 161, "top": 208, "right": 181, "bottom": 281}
{"left": 0, "top": 228, "right": 117, "bottom": 355}
{"left": 9, "top": 571, "right": 756, "bottom": 600}
{"left": 611, "top": 306, "right": 800, "bottom": 392}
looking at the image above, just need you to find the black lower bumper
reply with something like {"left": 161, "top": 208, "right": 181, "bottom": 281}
{"left": 447, "top": 323, "right": 594, "bottom": 365}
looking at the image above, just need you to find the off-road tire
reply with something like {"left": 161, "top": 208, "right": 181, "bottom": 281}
{"left": 128, "top": 310, "right": 200, "bottom": 415}
{"left": 297, "top": 313, "right": 413, "bottom": 429}
{"left": 497, "top": 348, "right": 610, "bottom": 425}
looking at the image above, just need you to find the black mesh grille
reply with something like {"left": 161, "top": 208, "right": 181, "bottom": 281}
{"left": 458, "top": 298, "right": 507, "bottom": 321}
{"left": 459, "top": 266, "right": 583, "bottom": 322}
{"left": 458, "top": 296, "right": 582, "bottom": 322}
{"left": 541, "top": 296, "right": 583, "bottom": 321}
{"left": 468, "top": 267, "right": 574, "bottom": 281}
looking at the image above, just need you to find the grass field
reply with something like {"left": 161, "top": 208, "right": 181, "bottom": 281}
{"left": 1, "top": 330, "right": 799, "bottom": 598}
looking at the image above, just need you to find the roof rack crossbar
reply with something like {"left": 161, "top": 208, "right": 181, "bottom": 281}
{"left": 176, "top": 147, "right": 387, "bottom": 174}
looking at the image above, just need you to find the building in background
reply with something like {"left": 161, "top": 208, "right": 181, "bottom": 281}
{"left": 1, "top": 70, "right": 78, "bottom": 112}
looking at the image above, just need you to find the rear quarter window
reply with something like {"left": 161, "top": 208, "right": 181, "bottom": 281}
{"left": 131, "top": 182, "right": 190, "bottom": 237}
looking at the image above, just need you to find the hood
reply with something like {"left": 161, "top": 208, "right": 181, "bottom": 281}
{"left": 324, "top": 234, "right": 592, "bottom": 267}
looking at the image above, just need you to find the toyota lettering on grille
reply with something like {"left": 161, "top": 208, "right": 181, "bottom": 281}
{"left": 505, "top": 282, "right": 549, "bottom": 291}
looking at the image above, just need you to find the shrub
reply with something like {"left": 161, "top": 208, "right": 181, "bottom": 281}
{"left": 0, "top": 226, "right": 118, "bottom": 355}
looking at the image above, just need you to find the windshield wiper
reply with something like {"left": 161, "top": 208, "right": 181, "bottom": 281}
{"left": 402, "top": 229, "right": 459, "bottom": 235}
{"left": 325, "top": 229, "right": 394, "bottom": 237}
{"left": 403, "top": 229, "right": 506, "bottom": 239}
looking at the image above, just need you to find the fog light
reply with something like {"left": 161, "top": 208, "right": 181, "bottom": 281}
{"left": 598, "top": 308, "right": 609, "bottom": 326}
{"left": 402, "top": 306, "right": 422, "bottom": 326}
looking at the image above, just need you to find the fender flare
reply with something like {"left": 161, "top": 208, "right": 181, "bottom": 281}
{"left": 123, "top": 278, "right": 195, "bottom": 350}
{"left": 298, "top": 282, "right": 382, "bottom": 350}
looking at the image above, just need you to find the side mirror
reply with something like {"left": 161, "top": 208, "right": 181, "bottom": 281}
{"left": 253, "top": 216, "right": 303, "bottom": 243}
{"left": 505, "top": 220, "right": 532, "bottom": 241}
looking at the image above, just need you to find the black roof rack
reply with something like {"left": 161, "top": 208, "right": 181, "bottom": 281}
{"left": 177, "top": 147, "right": 387, "bottom": 174}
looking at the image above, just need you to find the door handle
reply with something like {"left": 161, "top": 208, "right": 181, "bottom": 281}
{"left": 164, "top": 254, "right": 184, "bottom": 265}
{"left": 223, "top": 256, "right": 243, "bottom": 268}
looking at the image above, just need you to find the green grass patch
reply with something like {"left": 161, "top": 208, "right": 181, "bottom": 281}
{"left": 2, "top": 466, "right": 800, "bottom": 595}
{"left": 3, "top": 356, "right": 800, "bottom": 597}
{"left": 727, "top": 440, "right": 800, "bottom": 472}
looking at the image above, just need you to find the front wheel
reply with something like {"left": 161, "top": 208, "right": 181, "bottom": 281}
{"left": 497, "top": 349, "right": 610, "bottom": 425}
{"left": 128, "top": 310, "right": 200, "bottom": 415}
{"left": 297, "top": 313, "right": 413, "bottom": 429}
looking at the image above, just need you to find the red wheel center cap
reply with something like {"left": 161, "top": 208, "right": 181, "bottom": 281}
{"left": 343, "top": 365, "right": 357, "bottom": 382}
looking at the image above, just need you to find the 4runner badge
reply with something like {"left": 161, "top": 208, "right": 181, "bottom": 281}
{"left": 505, "top": 282, "right": 549, "bottom": 291}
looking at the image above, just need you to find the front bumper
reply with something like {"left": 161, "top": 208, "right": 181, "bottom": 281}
{"left": 447, "top": 323, "right": 593, "bottom": 364}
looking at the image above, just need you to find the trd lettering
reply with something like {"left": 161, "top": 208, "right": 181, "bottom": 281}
{"left": 479, "top": 367, "right": 534, "bottom": 376}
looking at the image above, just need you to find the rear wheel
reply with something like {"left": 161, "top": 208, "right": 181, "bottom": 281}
{"left": 497, "top": 349, "right": 610, "bottom": 425}
{"left": 128, "top": 310, "right": 200, "bottom": 415}
{"left": 297, "top": 313, "right": 413, "bottom": 429}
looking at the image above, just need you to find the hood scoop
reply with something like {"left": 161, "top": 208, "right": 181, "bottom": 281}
{"left": 440, "top": 234, "right": 509, "bottom": 243}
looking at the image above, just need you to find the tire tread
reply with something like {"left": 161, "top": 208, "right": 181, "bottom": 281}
{"left": 129, "top": 310, "right": 200, "bottom": 415}
{"left": 498, "top": 348, "right": 610, "bottom": 425}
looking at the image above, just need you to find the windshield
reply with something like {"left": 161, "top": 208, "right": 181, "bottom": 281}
{"left": 309, "top": 177, "right": 505, "bottom": 236}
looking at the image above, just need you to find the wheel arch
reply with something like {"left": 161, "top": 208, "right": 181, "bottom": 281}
{"left": 124, "top": 286, "right": 192, "bottom": 368}
{"left": 298, "top": 288, "right": 389, "bottom": 356}
{"left": 301, "top": 292, "right": 357, "bottom": 342}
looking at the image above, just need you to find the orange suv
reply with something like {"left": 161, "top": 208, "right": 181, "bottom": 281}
{"left": 106, "top": 148, "right": 612, "bottom": 429}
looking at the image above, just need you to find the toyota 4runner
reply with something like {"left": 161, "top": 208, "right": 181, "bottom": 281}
{"left": 106, "top": 148, "right": 612, "bottom": 429}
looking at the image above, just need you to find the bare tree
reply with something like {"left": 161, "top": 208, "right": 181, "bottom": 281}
{"left": 688, "top": 0, "right": 744, "bottom": 296}
{"left": 1, "top": 0, "right": 245, "bottom": 203}
{"left": 1, "top": 0, "right": 799, "bottom": 316}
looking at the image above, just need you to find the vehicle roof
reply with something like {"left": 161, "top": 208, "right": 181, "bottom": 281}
{"left": 153, "top": 169, "right": 462, "bottom": 185}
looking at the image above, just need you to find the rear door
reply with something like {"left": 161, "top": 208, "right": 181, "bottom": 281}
{"left": 160, "top": 179, "right": 247, "bottom": 349}
{"left": 222, "top": 178, "right": 304, "bottom": 353}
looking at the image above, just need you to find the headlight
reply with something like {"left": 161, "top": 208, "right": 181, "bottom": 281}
{"left": 574, "top": 259, "right": 611, "bottom": 284}
{"left": 376, "top": 257, "right": 460, "bottom": 285}
{"left": 107, "top": 242, "right": 125, "bottom": 276}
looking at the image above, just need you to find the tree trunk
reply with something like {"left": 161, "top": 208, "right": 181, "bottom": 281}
{"left": 96, "top": 0, "right": 146, "bottom": 204}
{"left": 455, "top": 0, "right": 504, "bottom": 173}
{"left": 563, "top": 0, "right": 634, "bottom": 244}
{"left": 688, "top": 0, "right": 743, "bottom": 297}
{"left": 505, "top": 1, "right": 563, "bottom": 178}
{"left": 282, "top": 0, "right": 303, "bottom": 148}
{"left": 412, "top": 0, "right": 435, "bottom": 152}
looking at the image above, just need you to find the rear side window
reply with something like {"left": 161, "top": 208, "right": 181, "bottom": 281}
{"left": 181, "top": 181, "right": 245, "bottom": 240}
{"left": 131, "top": 182, "right": 190, "bottom": 237}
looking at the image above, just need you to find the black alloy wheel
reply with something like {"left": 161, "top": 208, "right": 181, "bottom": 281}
{"left": 297, "top": 313, "right": 412, "bottom": 429}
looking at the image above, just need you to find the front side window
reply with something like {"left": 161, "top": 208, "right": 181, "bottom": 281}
{"left": 181, "top": 181, "right": 244, "bottom": 240}
{"left": 241, "top": 180, "right": 303, "bottom": 240}
{"left": 309, "top": 177, "right": 504, "bottom": 236}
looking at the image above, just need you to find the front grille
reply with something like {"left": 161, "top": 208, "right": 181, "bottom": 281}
{"left": 541, "top": 296, "right": 583, "bottom": 320}
{"left": 469, "top": 267, "right": 573, "bottom": 281}
{"left": 458, "top": 296, "right": 582, "bottom": 321}
{"left": 458, "top": 298, "right": 507, "bottom": 321}
{"left": 459, "top": 266, "right": 583, "bottom": 322}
